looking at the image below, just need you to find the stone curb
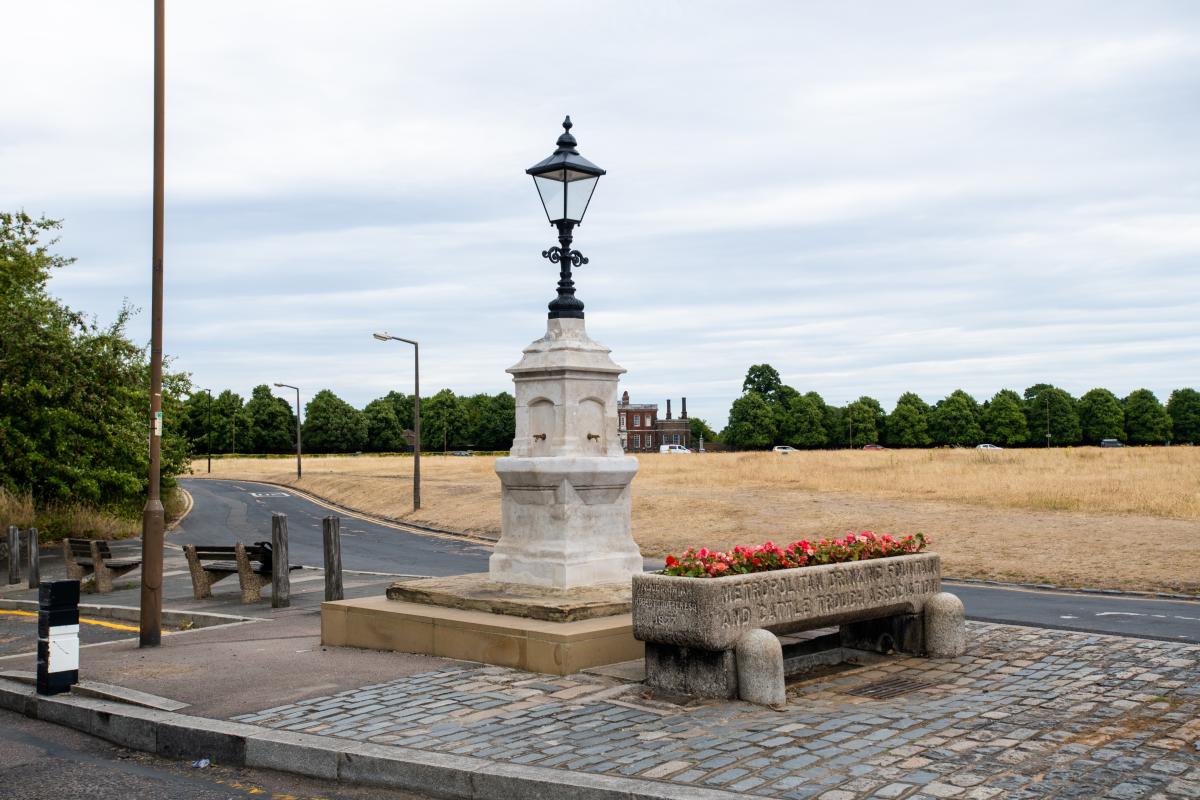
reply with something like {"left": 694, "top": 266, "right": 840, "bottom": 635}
{"left": 0, "top": 677, "right": 745, "bottom": 800}
{"left": 943, "top": 577, "right": 1199, "bottom": 602}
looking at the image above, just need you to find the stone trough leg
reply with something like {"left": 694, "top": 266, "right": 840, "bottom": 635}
{"left": 644, "top": 642, "right": 738, "bottom": 699}
{"left": 923, "top": 591, "right": 966, "bottom": 658}
{"left": 735, "top": 629, "right": 785, "bottom": 710}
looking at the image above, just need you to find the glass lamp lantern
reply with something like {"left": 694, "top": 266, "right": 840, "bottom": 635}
{"left": 526, "top": 116, "right": 606, "bottom": 226}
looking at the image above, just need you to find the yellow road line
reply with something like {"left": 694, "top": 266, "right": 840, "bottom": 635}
{"left": 0, "top": 609, "right": 142, "bottom": 632}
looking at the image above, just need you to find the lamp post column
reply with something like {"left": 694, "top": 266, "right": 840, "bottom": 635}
{"left": 205, "top": 390, "right": 212, "bottom": 473}
{"left": 413, "top": 342, "right": 421, "bottom": 510}
{"left": 293, "top": 387, "right": 302, "bottom": 479}
{"left": 140, "top": 0, "right": 166, "bottom": 648}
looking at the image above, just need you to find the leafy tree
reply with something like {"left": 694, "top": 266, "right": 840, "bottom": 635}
{"left": 180, "top": 389, "right": 217, "bottom": 456}
{"left": 846, "top": 397, "right": 881, "bottom": 447}
{"left": 779, "top": 393, "right": 827, "bottom": 448}
{"left": 722, "top": 392, "right": 776, "bottom": 449}
{"left": 885, "top": 392, "right": 932, "bottom": 447}
{"left": 742, "top": 364, "right": 783, "bottom": 399}
{"left": 688, "top": 417, "right": 719, "bottom": 445}
{"left": 422, "top": 389, "right": 463, "bottom": 452}
{"left": 981, "top": 389, "right": 1028, "bottom": 445}
{"left": 0, "top": 212, "right": 189, "bottom": 514}
{"left": 209, "top": 390, "right": 245, "bottom": 453}
{"left": 456, "top": 392, "right": 515, "bottom": 451}
{"left": 929, "top": 390, "right": 984, "bottom": 446}
{"left": 1077, "top": 388, "right": 1124, "bottom": 444}
{"left": 1166, "top": 388, "right": 1200, "bottom": 444}
{"left": 303, "top": 390, "right": 366, "bottom": 453}
{"left": 821, "top": 401, "right": 846, "bottom": 447}
{"left": 243, "top": 384, "right": 296, "bottom": 453}
{"left": 1023, "top": 385, "right": 1081, "bottom": 446}
{"left": 472, "top": 392, "right": 516, "bottom": 451}
{"left": 1124, "top": 389, "right": 1170, "bottom": 445}
{"left": 384, "top": 391, "right": 415, "bottom": 431}
{"left": 363, "top": 397, "right": 406, "bottom": 451}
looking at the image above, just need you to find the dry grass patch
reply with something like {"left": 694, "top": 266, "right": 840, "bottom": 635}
{"left": 192, "top": 448, "right": 1200, "bottom": 594}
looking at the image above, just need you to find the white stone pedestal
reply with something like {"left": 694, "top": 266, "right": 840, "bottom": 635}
{"left": 489, "top": 318, "right": 642, "bottom": 589}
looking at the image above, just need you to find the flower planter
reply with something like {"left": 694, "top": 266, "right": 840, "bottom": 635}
{"left": 633, "top": 552, "right": 942, "bottom": 651}
{"left": 632, "top": 553, "right": 954, "bottom": 700}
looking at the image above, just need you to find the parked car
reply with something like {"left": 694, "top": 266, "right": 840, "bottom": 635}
{"left": 1099, "top": 439, "right": 1124, "bottom": 448}
{"left": 861, "top": 444, "right": 886, "bottom": 451}
{"left": 659, "top": 444, "right": 691, "bottom": 454}
{"left": 976, "top": 443, "right": 1002, "bottom": 450}
{"left": 772, "top": 446, "right": 797, "bottom": 454}
{"left": 451, "top": 450, "right": 473, "bottom": 456}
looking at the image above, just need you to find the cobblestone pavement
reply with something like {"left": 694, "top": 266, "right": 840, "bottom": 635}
{"left": 235, "top": 623, "right": 1200, "bottom": 799}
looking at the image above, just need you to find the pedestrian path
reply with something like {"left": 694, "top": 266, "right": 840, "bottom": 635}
{"left": 235, "top": 622, "right": 1200, "bottom": 799}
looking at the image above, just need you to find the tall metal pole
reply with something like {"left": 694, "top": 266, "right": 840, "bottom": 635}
{"left": 139, "top": 0, "right": 166, "bottom": 648}
{"left": 205, "top": 389, "right": 212, "bottom": 473}
{"left": 412, "top": 342, "right": 421, "bottom": 510}
{"left": 274, "top": 383, "right": 302, "bottom": 480}
{"left": 294, "top": 386, "right": 302, "bottom": 479}
{"left": 373, "top": 334, "right": 420, "bottom": 510}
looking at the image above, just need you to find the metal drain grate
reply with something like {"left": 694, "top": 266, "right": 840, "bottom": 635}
{"left": 843, "top": 677, "right": 933, "bottom": 699}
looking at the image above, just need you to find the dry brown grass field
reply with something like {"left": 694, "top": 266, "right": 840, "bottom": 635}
{"left": 191, "top": 448, "right": 1200, "bottom": 594}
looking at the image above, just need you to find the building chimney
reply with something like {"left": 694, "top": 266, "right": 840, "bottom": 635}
{"left": 666, "top": 399, "right": 672, "bottom": 420}
{"left": 682, "top": 397, "right": 688, "bottom": 419}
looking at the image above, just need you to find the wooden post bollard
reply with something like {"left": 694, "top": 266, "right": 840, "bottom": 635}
{"left": 7, "top": 525, "right": 19, "bottom": 585}
{"left": 271, "top": 513, "right": 290, "bottom": 609}
{"left": 27, "top": 528, "right": 40, "bottom": 589}
{"left": 322, "top": 516, "right": 343, "bottom": 602}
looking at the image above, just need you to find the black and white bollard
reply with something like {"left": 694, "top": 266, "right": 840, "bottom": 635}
{"left": 37, "top": 580, "right": 80, "bottom": 695}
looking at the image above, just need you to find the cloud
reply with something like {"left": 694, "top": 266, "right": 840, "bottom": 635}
{"left": 2, "top": 1, "right": 1198, "bottom": 428}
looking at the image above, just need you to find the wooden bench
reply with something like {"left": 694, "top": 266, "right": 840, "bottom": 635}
{"left": 62, "top": 538, "right": 142, "bottom": 593}
{"left": 183, "top": 542, "right": 301, "bottom": 603}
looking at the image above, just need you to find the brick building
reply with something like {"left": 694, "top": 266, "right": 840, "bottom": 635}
{"left": 617, "top": 392, "right": 692, "bottom": 452}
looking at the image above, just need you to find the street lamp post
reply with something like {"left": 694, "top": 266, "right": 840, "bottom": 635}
{"left": 202, "top": 389, "right": 212, "bottom": 473}
{"left": 373, "top": 333, "right": 420, "bottom": 511}
{"left": 273, "top": 383, "right": 302, "bottom": 479}
{"left": 526, "top": 116, "right": 606, "bottom": 320}
{"left": 139, "top": 0, "right": 167, "bottom": 648}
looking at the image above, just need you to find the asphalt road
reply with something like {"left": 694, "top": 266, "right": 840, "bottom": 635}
{"left": 0, "top": 707, "right": 432, "bottom": 800}
{"left": 179, "top": 479, "right": 1200, "bottom": 644}
{"left": 177, "top": 478, "right": 493, "bottom": 576}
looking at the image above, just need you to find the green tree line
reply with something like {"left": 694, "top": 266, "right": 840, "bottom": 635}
{"left": 722, "top": 363, "right": 1200, "bottom": 449}
{"left": 179, "top": 386, "right": 516, "bottom": 455}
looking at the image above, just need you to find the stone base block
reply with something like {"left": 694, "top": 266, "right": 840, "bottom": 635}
{"left": 320, "top": 596, "right": 642, "bottom": 676}
{"left": 839, "top": 613, "right": 924, "bottom": 656}
{"left": 386, "top": 573, "right": 631, "bottom": 623}
{"left": 643, "top": 642, "right": 738, "bottom": 699}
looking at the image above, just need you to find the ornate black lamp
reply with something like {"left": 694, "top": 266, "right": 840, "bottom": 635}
{"left": 527, "top": 116, "right": 606, "bottom": 319}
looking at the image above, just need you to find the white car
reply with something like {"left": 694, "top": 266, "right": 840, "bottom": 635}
{"left": 660, "top": 444, "right": 691, "bottom": 454}
{"left": 773, "top": 446, "right": 797, "bottom": 454}
{"left": 976, "top": 443, "right": 1002, "bottom": 450}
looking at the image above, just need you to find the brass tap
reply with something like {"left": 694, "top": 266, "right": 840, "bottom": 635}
{"left": 587, "top": 433, "right": 600, "bottom": 441}
{"left": 532, "top": 433, "right": 547, "bottom": 441}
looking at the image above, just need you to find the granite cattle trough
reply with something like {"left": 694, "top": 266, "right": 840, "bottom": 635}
{"left": 632, "top": 552, "right": 966, "bottom": 704}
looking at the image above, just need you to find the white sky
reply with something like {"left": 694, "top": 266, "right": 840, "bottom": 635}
{"left": 4, "top": 1, "right": 1198, "bottom": 427}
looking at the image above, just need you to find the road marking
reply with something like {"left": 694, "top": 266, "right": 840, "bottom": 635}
{"left": 0, "top": 609, "right": 142, "bottom": 632}
{"left": 250, "top": 492, "right": 290, "bottom": 498}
